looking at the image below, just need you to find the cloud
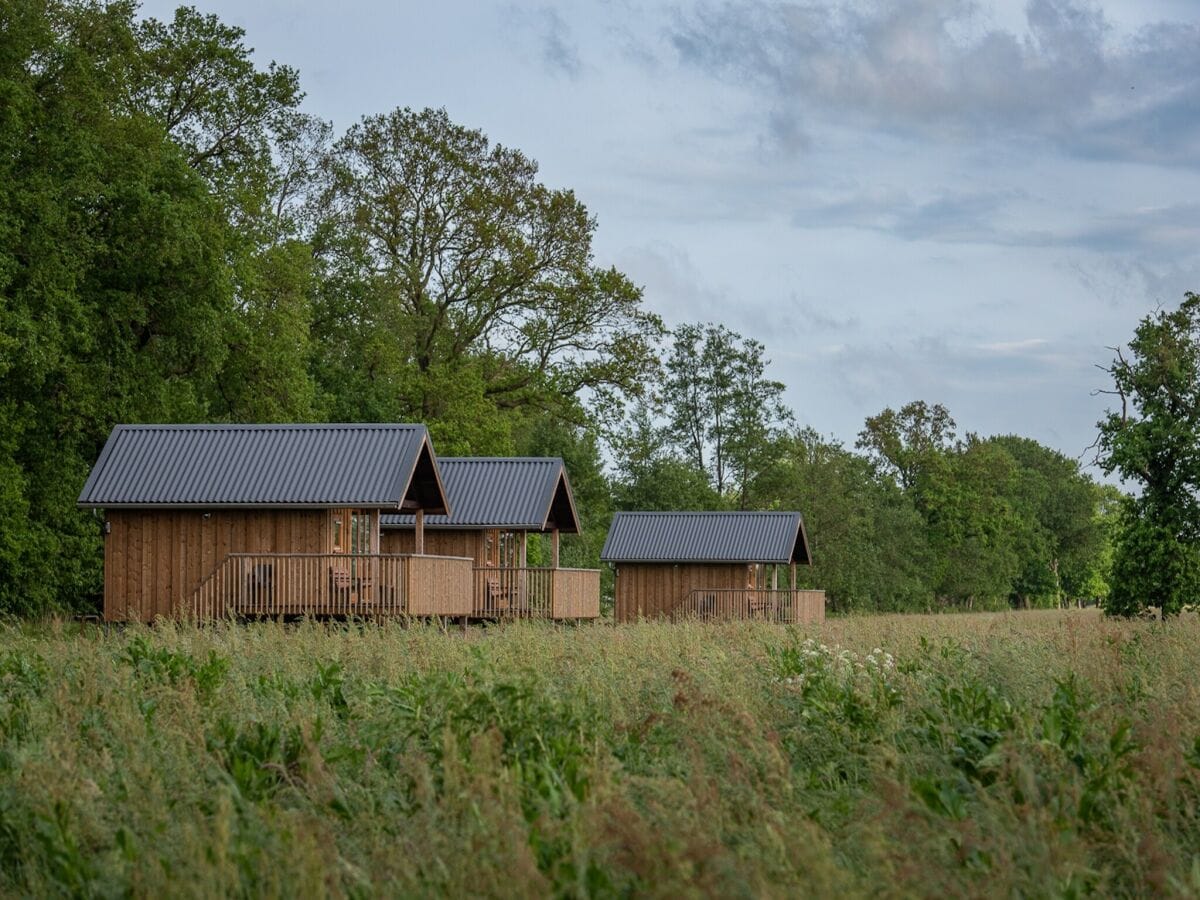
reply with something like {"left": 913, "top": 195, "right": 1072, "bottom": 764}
{"left": 542, "top": 8, "right": 583, "bottom": 78}
{"left": 1068, "top": 255, "right": 1200, "bottom": 311}
{"left": 792, "top": 186, "right": 1200, "bottom": 256}
{"left": 790, "top": 296, "right": 860, "bottom": 333}
{"left": 506, "top": 6, "right": 583, "bottom": 79}
{"left": 1066, "top": 203, "right": 1200, "bottom": 256}
{"left": 808, "top": 330, "right": 1106, "bottom": 453}
{"left": 759, "top": 108, "right": 811, "bottom": 158}
{"left": 978, "top": 338, "right": 1050, "bottom": 354}
{"left": 669, "top": 0, "right": 1200, "bottom": 165}
{"left": 793, "top": 187, "right": 1026, "bottom": 243}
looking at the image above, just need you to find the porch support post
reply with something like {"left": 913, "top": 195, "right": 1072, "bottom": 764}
{"left": 414, "top": 509, "right": 425, "bottom": 555}
{"left": 551, "top": 528, "right": 560, "bottom": 569}
{"left": 772, "top": 564, "right": 779, "bottom": 591}
{"left": 519, "top": 532, "right": 529, "bottom": 616}
{"left": 790, "top": 561, "right": 797, "bottom": 589}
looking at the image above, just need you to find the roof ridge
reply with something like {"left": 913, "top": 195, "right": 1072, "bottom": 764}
{"left": 613, "top": 510, "right": 799, "bottom": 516}
{"left": 436, "top": 456, "right": 563, "bottom": 463}
{"left": 113, "top": 423, "right": 426, "bottom": 431}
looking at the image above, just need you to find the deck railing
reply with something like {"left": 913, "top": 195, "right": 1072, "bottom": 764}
{"left": 472, "top": 567, "right": 600, "bottom": 620}
{"left": 671, "top": 589, "right": 826, "bottom": 624}
{"left": 190, "top": 553, "right": 474, "bottom": 619}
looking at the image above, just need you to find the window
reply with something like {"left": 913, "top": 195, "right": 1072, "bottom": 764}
{"left": 331, "top": 510, "right": 373, "bottom": 554}
{"left": 350, "top": 510, "right": 372, "bottom": 553}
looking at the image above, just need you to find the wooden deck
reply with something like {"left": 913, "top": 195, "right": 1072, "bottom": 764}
{"left": 670, "top": 589, "right": 825, "bottom": 624}
{"left": 472, "top": 567, "right": 600, "bottom": 620}
{"left": 189, "top": 553, "right": 474, "bottom": 618}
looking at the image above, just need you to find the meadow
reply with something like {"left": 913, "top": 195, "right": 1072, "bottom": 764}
{"left": 2, "top": 611, "right": 1199, "bottom": 898}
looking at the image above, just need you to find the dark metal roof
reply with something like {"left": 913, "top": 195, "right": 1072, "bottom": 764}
{"left": 600, "top": 511, "right": 812, "bottom": 564}
{"left": 77, "top": 424, "right": 450, "bottom": 512}
{"left": 380, "top": 457, "right": 579, "bottom": 533}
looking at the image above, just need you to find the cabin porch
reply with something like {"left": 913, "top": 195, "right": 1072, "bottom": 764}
{"left": 471, "top": 566, "right": 600, "bottom": 619}
{"left": 670, "top": 588, "right": 826, "bottom": 623}
{"left": 189, "top": 552, "right": 474, "bottom": 618}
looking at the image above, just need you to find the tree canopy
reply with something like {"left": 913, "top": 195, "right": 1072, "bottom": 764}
{"left": 1097, "top": 293, "right": 1200, "bottom": 616}
{"left": 0, "top": 0, "right": 1124, "bottom": 618}
{"left": 310, "top": 106, "right": 663, "bottom": 450}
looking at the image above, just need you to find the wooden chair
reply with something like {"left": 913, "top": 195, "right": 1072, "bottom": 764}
{"left": 329, "top": 566, "right": 352, "bottom": 607}
{"left": 245, "top": 563, "right": 274, "bottom": 611}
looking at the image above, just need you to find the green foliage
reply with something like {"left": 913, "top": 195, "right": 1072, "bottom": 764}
{"left": 659, "top": 322, "right": 792, "bottom": 505}
{"left": 1107, "top": 507, "right": 1200, "bottom": 618}
{"left": 0, "top": 0, "right": 247, "bottom": 614}
{"left": 758, "top": 428, "right": 932, "bottom": 611}
{"left": 0, "top": 3, "right": 665, "bottom": 614}
{"left": 0, "top": 0, "right": 1122, "bottom": 621}
{"left": 0, "top": 613, "right": 1197, "bottom": 896}
{"left": 857, "top": 400, "right": 957, "bottom": 491}
{"left": 611, "top": 403, "right": 725, "bottom": 513}
{"left": 121, "top": 635, "right": 229, "bottom": 701}
{"left": 310, "top": 105, "right": 663, "bottom": 447}
{"left": 1098, "top": 293, "right": 1200, "bottom": 616}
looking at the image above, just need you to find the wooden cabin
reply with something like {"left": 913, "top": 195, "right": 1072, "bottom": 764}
{"left": 601, "top": 511, "right": 824, "bottom": 624}
{"left": 380, "top": 457, "right": 599, "bottom": 620}
{"left": 77, "top": 423, "right": 473, "bottom": 622}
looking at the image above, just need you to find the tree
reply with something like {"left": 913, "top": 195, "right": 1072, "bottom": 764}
{"left": 755, "top": 428, "right": 933, "bottom": 612}
{"left": 0, "top": 0, "right": 238, "bottom": 612}
{"left": 1096, "top": 292, "right": 1200, "bottom": 616}
{"left": 984, "top": 435, "right": 1106, "bottom": 608}
{"left": 920, "top": 437, "right": 1023, "bottom": 610}
{"left": 660, "top": 323, "right": 792, "bottom": 505}
{"left": 131, "top": 6, "right": 303, "bottom": 203}
{"left": 0, "top": 0, "right": 313, "bottom": 613}
{"left": 310, "top": 107, "right": 662, "bottom": 449}
{"left": 856, "top": 401, "right": 956, "bottom": 493}
{"left": 611, "top": 404, "right": 724, "bottom": 513}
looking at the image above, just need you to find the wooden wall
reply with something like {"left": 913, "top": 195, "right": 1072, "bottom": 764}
{"left": 380, "top": 529, "right": 486, "bottom": 564}
{"left": 103, "top": 509, "right": 326, "bottom": 622}
{"left": 613, "top": 563, "right": 752, "bottom": 623}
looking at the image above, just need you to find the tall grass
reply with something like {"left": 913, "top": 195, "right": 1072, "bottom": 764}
{"left": 1, "top": 611, "right": 1199, "bottom": 897}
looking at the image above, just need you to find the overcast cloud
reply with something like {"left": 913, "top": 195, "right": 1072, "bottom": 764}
{"left": 140, "top": 0, "right": 1200, "bottom": 469}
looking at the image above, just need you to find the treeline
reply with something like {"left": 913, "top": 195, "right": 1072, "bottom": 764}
{"left": 0, "top": 1, "right": 1118, "bottom": 615}
{"left": 611, "top": 326, "right": 1118, "bottom": 611}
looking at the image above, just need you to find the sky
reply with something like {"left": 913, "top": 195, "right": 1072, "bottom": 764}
{"left": 142, "top": 0, "right": 1200, "bottom": 468}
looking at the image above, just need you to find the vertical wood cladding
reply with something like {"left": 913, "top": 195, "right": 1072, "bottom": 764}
{"left": 103, "top": 509, "right": 326, "bottom": 622}
{"left": 379, "top": 529, "right": 486, "bottom": 564}
{"left": 613, "top": 563, "right": 752, "bottom": 623}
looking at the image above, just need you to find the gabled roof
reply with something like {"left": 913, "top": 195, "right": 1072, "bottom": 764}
{"left": 380, "top": 457, "right": 580, "bottom": 533}
{"left": 77, "top": 424, "right": 450, "bottom": 513}
{"left": 600, "top": 511, "right": 812, "bottom": 565}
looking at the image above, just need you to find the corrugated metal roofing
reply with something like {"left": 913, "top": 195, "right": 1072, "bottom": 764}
{"left": 600, "top": 511, "right": 811, "bottom": 564}
{"left": 380, "top": 457, "right": 577, "bottom": 532}
{"left": 78, "top": 424, "right": 441, "bottom": 509}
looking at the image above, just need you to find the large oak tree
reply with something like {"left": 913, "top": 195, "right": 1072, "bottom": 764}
{"left": 310, "top": 107, "right": 662, "bottom": 451}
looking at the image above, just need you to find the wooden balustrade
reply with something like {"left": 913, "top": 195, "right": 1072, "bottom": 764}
{"left": 671, "top": 589, "right": 826, "bottom": 624}
{"left": 550, "top": 569, "right": 600, "bottom": 620}
{"left": 472, "top": 567, "right": 600, "bottom": 620}
{"left": 407, "top": 555, "right": 474, "bottom": 617}
{"left": 189, "top": 553, "right": 473, "bottom": 619}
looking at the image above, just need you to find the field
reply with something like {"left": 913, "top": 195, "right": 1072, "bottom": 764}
{"left": 2, "top": 611, "right": 1199, "bottom": 898}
